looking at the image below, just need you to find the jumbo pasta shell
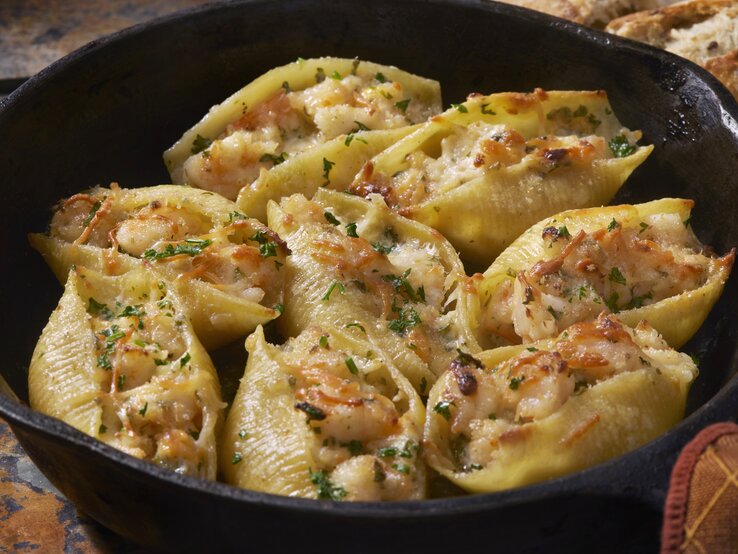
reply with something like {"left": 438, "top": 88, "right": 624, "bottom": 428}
{"left": 29, "top": 184, "right": 287, "bottom": 349}
{"left": 469, "top": 198, "right": 734, "bottom": 349}
{"left": 29, "top": 266, "right": 224, "bottom": 479}
{"left": 350, "top": 90, "right": 652, "bottom": 267}
{"left": 423, "top": 315, "right": 696, "bottom": 493}
{"left": 267, "top": 188, "right": 479, "bottom": 392}
{"left": 164, "top": 57, "right": 442, "bottom": 200}
{"left": 221, "top": 325, "right": 426, "bottom": 501}
{"left": 236, "top": 126, "right": 417, "bottom": 222}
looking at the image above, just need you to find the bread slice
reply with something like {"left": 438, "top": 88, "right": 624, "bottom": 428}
{"left": 606, "top": 1, "right": 738, "bottom": 97}
{"left": 494, "top": 0, "right": 662, "bottom": 28}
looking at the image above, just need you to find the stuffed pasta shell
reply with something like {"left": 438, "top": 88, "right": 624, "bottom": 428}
{"left": 349, "top": 89, "right": 653, "bottom": 266}
{"left": 469, "top": 198, "right": 734, "bottom": 349}
{"left": 29, "top": 266, "right": 224, "bottom": 479}
{"left": 221, "top": 325, "right": 426, "bottom": 501}
{"left": 236, "top": 125, "right": 416, "bottom": 223}
{"left": 29, "top": 184, "right": 288, "bottom": 349}
{"left": 423, "top": 313, "right": 697, "bottom": 493}
{"left": 164, "top": 57, "right": 442, "bottom": 200}
{"left": 267, "top": 188, "right": 479, "bottom": 393}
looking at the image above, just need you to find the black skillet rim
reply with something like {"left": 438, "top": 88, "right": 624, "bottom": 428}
{"left": 2, "top": 0, "right": 738, "bottom": 520}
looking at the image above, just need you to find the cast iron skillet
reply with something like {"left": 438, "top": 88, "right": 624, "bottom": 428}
{"left": 1, "top": 0, "right": 737, "bottom": 551}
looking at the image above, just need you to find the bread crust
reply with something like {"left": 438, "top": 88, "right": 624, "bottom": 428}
{"left": 494, "top": 0, "right": 661, "bottom": 27}
{"left": 606, "top": 1, "right": 738, "bottom": 98}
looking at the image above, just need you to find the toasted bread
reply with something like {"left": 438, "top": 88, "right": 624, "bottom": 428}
{"left": 607, "top": 1, "right": 738, "bottom": 97}
{"left": 494, "top": 0, "right": 662, "bottom": 28}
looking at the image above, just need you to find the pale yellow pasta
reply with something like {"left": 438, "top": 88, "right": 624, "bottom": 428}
{"left": 221, "top": 325, "right": 426, "bottom": 500}
{"left": 349, "top": 89, "right": 653, "bottom": 266}
{"left": 164, "top": 57, "right": 442, "bottom": 200}
{"left": 267, "top": 188, "right": 479, "bottom": 394}
{"left": 423, "top": 314, "right": 697, "bottom": 493}
{"left": 29, "top": 266, "right": 224, "bottom": 479}
{"left": 29, "top": 184, "right": 288, "bottom": 349}
{"left": 467, "top": 198, "right": 734, "bottom": 349}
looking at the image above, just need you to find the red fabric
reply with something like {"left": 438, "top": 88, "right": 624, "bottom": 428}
{"left": 661, "top": 422, "right": 738, "bottom": 553}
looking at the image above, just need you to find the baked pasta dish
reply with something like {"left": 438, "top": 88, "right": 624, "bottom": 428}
{"left": 29, "top": 57, "right": 734, "bottom": 501}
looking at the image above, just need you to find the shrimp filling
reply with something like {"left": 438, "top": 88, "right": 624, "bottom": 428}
{"left": 481, "top": 211, "right": 732, "bottom": 344}
{"left": 349, "top": 121, "right": 634, "bottom": 209}
{"left": 183, "top": 72, "right": 435, "bottom": 199}
{"left": 84, "top": 277, "right": 211, "bottom": 477}
{"left": 434, "top": 314, "right": 667, "bottom": 472}
{"left": 283, "top": 329, "right": 423, "bottom": 501}
{"left": 280, "top": 194, "right": 464, "bottom": 377}
{"left": 49, "top": 186, "right": 285, "bottom": 306}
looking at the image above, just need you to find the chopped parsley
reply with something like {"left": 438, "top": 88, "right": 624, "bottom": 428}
{"left": 117, "top": 374, "right": 126, "bottom": 390}
{"left": 372, "top": 227, "right": 399, "bottom": 254}
{"left": 605, "top": 291, "right": 620, "bottom": 312}
{"left": 319, "top": 335, "right": 329, "bottom": 349}
{"left": 321, "top": 281, "right": 346, "bottom": 301}
{"left": 309, "top": 468, "right": 346, "bottom": 501}
{"left": 83, "top": 200, "right": 102, "bottom": 227}
{"left": 639, "top": 222, "right": 650, "bottom": 234}
{"left": 259, "top": 152, "right": 288, "bottom": 165}
{"left": 345, "top": 222, "right": 359, "bottom": 237}
{"left": 324, "top": 211, "right": 340, "bottom": 225}
{"left": 388, "top": 306, "right": 421, "bottom": 334}
{"left": 281, "top": 81, "right": 291, "bottom": 93}
{"left": 191, "top": 134, "right": 212, "bottom": 154}
{"left": 375, "top": 72, "right": 387, "bottom": 83}
{"left": 345, "top": 322, "right": 366, "bottom": 333}
{"left": 344, "top": 133, "right": 367, "bottom": 147}
{"left": 274, "top": 303, "right": 284, "bottom": 314}
{"left": 180, "top": 352, "right": 191, "bottom": 367}
{"left": 547, "top": 306, "right": 561, "bottom": 320}
{"left": 232, "top": 453, "right": 243, "bottom": 465}
{"left": 118, "top": 305, "right": 145, "bottom": 329}
{"left": 607, "top": 218, "right": 621, "bottom": 232}
{"left": 87, "top": 297, "right": 113, "bottom": 320}
{"left": 249, "top": 230, "right": 279, "bottom": 258}
{"left": 608, "top": 267, "right": 627, "bottom": 285}
{"left": 392, "top": 463, "right": 411, "bottom": 474}
{"left": 228, "top": 211, "right": 247, "bottom": 223}
{"left": 624, "top": 291, "right": 653, "bottom": 310}
{"left": 142, "top": 239, "right": 212, "bottom": 261}
{"left": 238, "top": 429, "right": 249, "bottom": 439}
{"left": 395, "top": 98, "right": 410, "bottom": 112}
{"left": 509, "top": 376, "right": 525, "bottom": 390}
{"left": 345, "top": 357, "right": 359, "bottom": 376}
{"left": 451, "top": 103, "right": 468, "bottom": 113}
{"left": 322, "top": 157, "right": 335, "bottom": 186}
{"left": 383, "top": 268, "right": 424, "bottom": 303}
{"left": 315, "top": 67, "right": 326, "bottom": 83}
{"left": 433, "top": 401, "right": 454, "bottom": 420}
{"left": 609, "top": 135, "right": 636, "bottom": 158}
{"left": 342, "top": 440, "right": 364, "bottom": 456}
{"left": 480, "top": 103, "right": 496, "bottom": 115}
{"left": 139, "top": 402, "right": 148, "bottom": 417}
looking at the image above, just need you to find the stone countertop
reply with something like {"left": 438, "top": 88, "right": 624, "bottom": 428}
{"left": 0, "top": 2, "right": 211, "bottom": 550}
{"left": 0, "top": 0, "right": 209, "bottom": 91}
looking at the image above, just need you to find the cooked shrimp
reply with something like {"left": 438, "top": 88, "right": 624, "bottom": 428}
{"left": 296, "top": 367, "right": 400, "bottom": 443}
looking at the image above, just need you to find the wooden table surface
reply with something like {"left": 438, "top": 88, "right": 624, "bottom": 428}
{"left": 0, "top": 2, "right": 210, "bottom": 550}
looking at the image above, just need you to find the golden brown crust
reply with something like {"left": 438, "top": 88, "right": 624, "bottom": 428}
{"left": 606, "top": 0, "right": 738, "bottom": 40}
{"left": 703, "top": 48, "right": 738, "bottom": 97}
{"left": 606, "top": 1, "right": 738, "bottom": 98}
{"left": 495, "top": 0, "right": 661, "bottom": 27}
